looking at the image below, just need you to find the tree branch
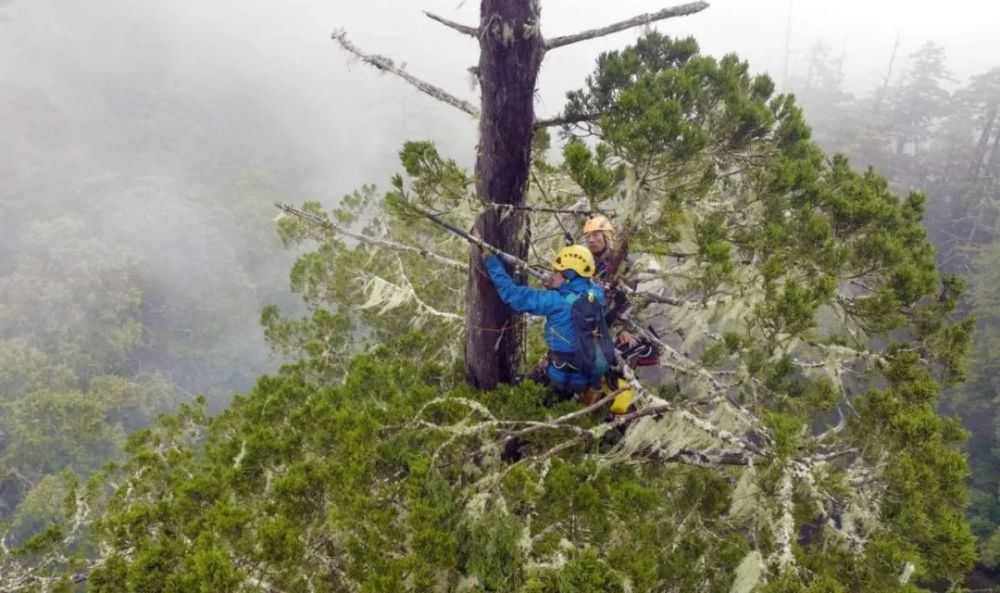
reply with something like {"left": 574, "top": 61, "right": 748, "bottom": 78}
{"left": 276, "top": 203, "right": 466, "bottom": 270}
{"left": 331, "top": 30, "right": 479, "bottom": 117}
{"left": 661, "top": 447, "right": 756, "bottom": 467}
{"left": 393, "top": 258, "right": 464, "bottom": 321}
{"left": 533, "top": 112, "right": 604, "bottom": 129}
{"left": 486, "top": 201, "right": 599, "bottom": 217}
{"left": 616, "top": 358, "right": 769, "bottom": 458}
{"left": 357, "top": 269, "right": 463, "bottom": 322}
{"left": 543, "top": 2, "right": 710, "bottom": 51}
{"left": 775, "top": 469, "right": 797, "bottom": 572}
{"left": 423, "top": 11, "right": 478, "bottom": 38}
{"left": 506, "top": 388, "right": 627, "bottom": 440}
{"left": 629, "top": 289, "right": 686, "bottom": 307}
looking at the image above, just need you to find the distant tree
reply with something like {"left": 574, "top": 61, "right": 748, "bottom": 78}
{"left": 888, "top": 43, "right": 952, "bottom": 161}
{"left": 958, "top": 235, "right": 1000, "bottom": 546}
{"left": 960, "top": 69, "right": 1000, "bottom": 183}
{"left": 0, "top": 218, "right": 143, "bottom": 381}
{"left": 778, "top": 38, "right": 1000, "bottom": 579}
{"left": 789, "top": 41, "right": 855, "bottom": 152}
{"left": 0, "top": 83, "right": 74, "bottom": 262}
{"left": 924, "top": 68, "right": 1000, "bottom": 273}
{"left": 101, "top": 174, "right": 290, "bottom": 400}
{"left": 0, "top": 217, "right": 177, "bottom": 542}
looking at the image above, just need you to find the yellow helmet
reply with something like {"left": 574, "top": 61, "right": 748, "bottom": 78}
{"left": 583, "top": 215, "right": 614, "bottom": 235}
{"left": 552, "top": 245, "right": 596, "bottom": 278}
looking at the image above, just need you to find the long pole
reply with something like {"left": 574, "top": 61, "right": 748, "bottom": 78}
{"left": 418, "top": 210, "right": 551, "bottom": 282}
{"left": 275, "top": 202, "right": 549, "bottom": 283}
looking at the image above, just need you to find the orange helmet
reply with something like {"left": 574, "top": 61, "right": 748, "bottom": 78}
{"left": 583, "top": 215, "right": 614, "bottom": 235}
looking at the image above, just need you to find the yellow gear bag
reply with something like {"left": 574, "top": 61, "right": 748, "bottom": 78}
{"left": 608, "top": 377, "right": 636, "bottom": 415}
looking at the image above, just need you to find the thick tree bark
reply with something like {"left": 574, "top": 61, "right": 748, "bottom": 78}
{"left": 464, "top": 0, "right": 544, "bottom": 389}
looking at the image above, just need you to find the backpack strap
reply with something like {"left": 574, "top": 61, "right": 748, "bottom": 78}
{"left": 564, "top": 288, "right": 598, "bottom": 305}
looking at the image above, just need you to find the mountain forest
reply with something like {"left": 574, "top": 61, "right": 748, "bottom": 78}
{"left": 2, "top": 1, "right": 1000, "bottom": 592}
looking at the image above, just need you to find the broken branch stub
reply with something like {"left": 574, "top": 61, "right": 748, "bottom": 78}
{"left": 331, "top": 30, "right": 479, "bottom": 118}
{"left": 543, "top": 2, "right": 710, "bottom": 51}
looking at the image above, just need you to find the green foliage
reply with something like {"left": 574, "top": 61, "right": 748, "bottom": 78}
{"left": 79, "top": 334, "right": 764, "bottom": 592}
{"left": 267, "top": 183, "right": 466, "bottom": 376}
{"left": 700, "top": 341, "right": 727, "bottom": 367}
{"left": 2, "top": 29, "right": 975, "bottom": 593}
{"left": 854, "top": 357, "right": 975, "bottom": 581}
{"left": 562, "top": 140, "right": 619, "bottom": 201}
{"left": 0, "top": 217, "right": 194, "bottom": 552}
{"left": 14, "top": 524, "right": 65, "bottom": 558}
{"left": 556, "top": 31, "right": 975, "bottom": 591}
{"left": 210, "top": 30, "right": 981, "bottom": 592}
{"left": 0, "top": 218, "right": 143, "bottom": 379}
{"left": 462, "top": 511, "right": 525, "bottom": 590}
{"left": 397, "top": 141, "right": 474, "bottom": 212}
{"left": 782, "top": 43, "right": 1000, "bottom": 570}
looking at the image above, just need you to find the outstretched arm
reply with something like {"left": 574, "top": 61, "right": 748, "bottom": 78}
{"left": 484, "top": 256, "right": 565, "bottom": 317}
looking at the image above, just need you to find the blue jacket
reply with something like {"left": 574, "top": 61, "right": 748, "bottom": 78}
{"left": 484, "top": 255, "right": 607, "bottom": 389}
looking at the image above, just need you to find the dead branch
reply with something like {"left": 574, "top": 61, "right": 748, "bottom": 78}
{"left": 616, "top": 358, "right": 768, "bottom": 458}
{"left": 423, "top": 11, "right": 478, "bottom": 38}
{"left": 629, "top": 289, "right": 686, "bottom": 307}
{"left": 614, "top": 402, "right": 672, "bottom": 423}
{"left": 775, "top": 469, "right": 797, "bottom": 572}
{"left": 506, "top": 388, "right": 627, "bottom": 441}
{"left": 661, "top": 447, "right": 756, "bottom": 467}
{"left": 487, "top": 201, "right": 598, "bottom": 216}
{"left": 276, "top": 203, "right": 466, "bottom": 270}
{"left": 331, "top": 30, "right": 479, "bottom": 117}
{"left": 544, "top": 2, "right": 710, "bottom": 51}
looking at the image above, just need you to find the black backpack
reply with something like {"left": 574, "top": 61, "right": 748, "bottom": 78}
{"left": 565, "top": 289, "right": 616, "bottom": 382}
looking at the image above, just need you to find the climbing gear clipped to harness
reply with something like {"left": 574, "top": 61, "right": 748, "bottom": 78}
{"left": 553, "top": 245, "right": 596, "bottom": 278}
{"left": 565, "top": 289, "right": 616, "bottom": 386}
{"left": 583, "top": 215, "right": 615, "bottom": 235}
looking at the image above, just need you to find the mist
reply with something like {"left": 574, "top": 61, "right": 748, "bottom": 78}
{"left": 0, "top": 0, "right": 993, "bottom": 441}
{"left": 0, "top": 0, "right": 995, "bottom": 415}
{"left": 3, "top": 0, "right": 1000, "bottom": 582}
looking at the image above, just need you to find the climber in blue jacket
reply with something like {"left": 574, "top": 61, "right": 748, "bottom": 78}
{"left": 483, "top": 245, "right": 615, "bottom": 396}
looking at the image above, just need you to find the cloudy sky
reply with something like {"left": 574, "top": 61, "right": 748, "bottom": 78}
{"left": 3, "top": 0, "right": 998, "bottom": 197}
{"left": 2, "top": 0, "right": 996, "bottom": 395}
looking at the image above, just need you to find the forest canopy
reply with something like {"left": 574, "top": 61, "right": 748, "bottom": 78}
{"left": 3, "top": 1, "right": 998, "bottom": 592}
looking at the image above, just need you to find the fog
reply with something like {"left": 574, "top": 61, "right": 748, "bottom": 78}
{"left": 3, "top": 0, "right": 1000, "bottom": 561}
{"left": 5, "top": 0, "right": 998, "bottom": 183}
{"left": 1, "top": 0, "right": 998, "bottom": 402}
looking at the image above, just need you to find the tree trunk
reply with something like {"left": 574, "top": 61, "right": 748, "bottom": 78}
{"left": 985, "top": 127, "right": 1000, "bottom": 182}
{"left": 970, "top": 104, "right": 997, "bottom": 182}
{"left": 464, "top": 0, "right": 545, "bottom": 389}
